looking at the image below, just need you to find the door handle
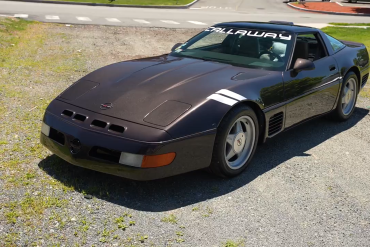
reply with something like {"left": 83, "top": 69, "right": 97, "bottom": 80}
{"left": 329, "top": 65, "right": 336, "bottom": 71}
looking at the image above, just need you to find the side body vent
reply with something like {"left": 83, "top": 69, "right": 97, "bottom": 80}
{"left": 362, "top": 73, "right": 369, "bottom": 87}
{"left": 268, "top": 112, "right": 284, "bottom": 136}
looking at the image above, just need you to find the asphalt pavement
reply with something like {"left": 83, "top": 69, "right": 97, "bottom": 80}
{"left": 0, "top": 0, "right": 370, "bottom": 28}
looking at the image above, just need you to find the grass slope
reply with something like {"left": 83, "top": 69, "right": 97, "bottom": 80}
{"left": 322, "top": 26, "right": 370, "bottom": 97}
{"left": 329, "top": 23, "right": 370, "bottom": 27}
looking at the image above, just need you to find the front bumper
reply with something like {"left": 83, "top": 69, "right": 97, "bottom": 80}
{"left": 40, "top": 106, "right": 215, "bottom": 181}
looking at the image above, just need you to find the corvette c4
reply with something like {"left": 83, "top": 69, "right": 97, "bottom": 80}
{"left": 40, "top": 21, "right": 369, "bottom": 180}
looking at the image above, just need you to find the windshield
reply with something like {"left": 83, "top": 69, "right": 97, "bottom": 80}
{"left": 170, "top": 26, "right": 294, "bottom": 71}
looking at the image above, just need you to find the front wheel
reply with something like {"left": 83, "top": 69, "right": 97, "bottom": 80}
{"left": 209, "top": 105, "right": 259, "bottom": 178}
{"left": 331, "top": 71, "right": 358, "bottom": 121}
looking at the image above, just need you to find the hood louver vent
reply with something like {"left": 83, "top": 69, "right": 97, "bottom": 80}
{"left": 73, "top": 114, "right": 87, "bottom": 122}
{"left": 268, "top": 112, "right": 284, "bottom": 136}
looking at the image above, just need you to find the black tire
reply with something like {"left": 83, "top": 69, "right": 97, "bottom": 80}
{"left": 330, "top": 71, "right": 358, "bottom": 121}
{"left": 208, "top": 105, "right": 259, "bottom": 178}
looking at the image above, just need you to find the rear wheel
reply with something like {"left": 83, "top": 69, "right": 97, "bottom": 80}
{"left": 209, "top": 105, "right": 259, "bottom": 178}
{"left": 331, "top": 71, "right": 358, "bottom": 121}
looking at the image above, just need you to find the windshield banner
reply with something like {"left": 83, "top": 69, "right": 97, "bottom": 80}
{"left": 205, "top": 27, "right": 292, "bottom": 41}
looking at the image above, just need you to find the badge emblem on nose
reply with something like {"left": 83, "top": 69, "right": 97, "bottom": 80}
{"left": 100, "top": 103, "right": 113, "bottom": 110}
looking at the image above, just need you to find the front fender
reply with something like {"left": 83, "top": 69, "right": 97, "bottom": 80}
{"left": 165, "top": 73, "right": 283, "bottom": 139}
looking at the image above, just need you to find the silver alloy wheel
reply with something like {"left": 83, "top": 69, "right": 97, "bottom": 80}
{"left": 342, "top": 78, "right": 357, "bottom": 116}
{"left": 224, "top": 116, "right": 256, "bottom": 170}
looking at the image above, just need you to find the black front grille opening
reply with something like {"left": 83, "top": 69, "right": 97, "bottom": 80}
{"left": 49, "top": 128, "right": 65, "bottom": 145}
{"left": 362, "top": 73, "right": 369, "bottom": 87}
{"left": 268, "top": 112, "right": 284, "bottom": 136}
{"left": 108, "top": 124, "right": 125, "bottom": 134}
{"left": 73, "top": 114, "right": 87, "bottom": 122}
{"left": 61, "top": 110, "right": 73, "bottom": 117}
{"left": 91, "top": 120, "right": 107, "bottom": 129}
{"left": 89, "top": 147, "right": 120, "bottom": 163}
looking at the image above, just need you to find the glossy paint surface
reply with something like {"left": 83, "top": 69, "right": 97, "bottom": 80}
{"left": 283, "top": 56, "right": 341, "bottom": 128}
{"left": 41, "top": 22, "right": 370, "bottom": 180}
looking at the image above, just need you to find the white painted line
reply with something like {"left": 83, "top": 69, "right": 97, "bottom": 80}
{"left": 216, "top": 89, "right": 246, "bottom": 101}
{"left": 161, "top": 20, "right": 180, "bottom": 25}
{"left": 189, "top": 7, "right": 202, "bottom": 9}
{"left": 133, "top": 19, "right": 150, "bottom": 24}
{"left": 188, "top": 21, "right": 207, "bottom": 25}
{"left": 207, "top": 94, "right": 238, "bottom": 106}
{"left": 45, "top": 15, "right": 60, "bottom": 20}
{"left": 76, "top": 17, "right": 92, "bottom": 21}
{"left": 14, "top": 14, "right": 29, "bottom": 18}
{"left": 335, "top": 1, "right": 343, "bottom": 6}
{"left": 106, "top": 18, "right": 121, "bottom": 23}
{"left": 0, "top": 14, "right": 13, "bottom": 17}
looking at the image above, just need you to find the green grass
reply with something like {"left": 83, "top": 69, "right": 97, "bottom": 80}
{"left": 0, "top": 17, "right": 87, "bottom": 242}
{"left": 360, "top": 87, "right": 370, "bottom": 99}
{"left": 0, "top": 17, "right": 33, "bottom": 33}
{"left": 3, "top": 194, "right": 68, "bottom": 225}
{"left": 329, "top": 23, "right": 370, "bottom": 27}
{"left": 321, "top": 26, "right": 370, "bottom": 51}
{"left": 321, "top": 26, "right": 370, "bottom": 98}
{"left": 45, "top": 0, "right": 194, "bottom": 5}
{"left": 0, "top": 18, "right": 35, "bottom": 58}
{"left": 221, "top": 239, "right": 245, "bottom": 247}
{"left": 161, "top": 214, "right": 178, "bottom": 224}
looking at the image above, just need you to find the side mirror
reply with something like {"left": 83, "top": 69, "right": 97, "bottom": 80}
{"left": 293, "top": 58, "right": 315, "bottom": 72}
{"left": 171, "top": 43, "right": 183, "bottom": 52}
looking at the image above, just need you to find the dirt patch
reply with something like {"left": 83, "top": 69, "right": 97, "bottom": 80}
{"left": 291, "top": 2, "right": 370, "bottom": 14}
{"left": 0, "top": 19, "right": 202, "bottom": 246}
{"left": 1, "top": 18, "right": 370, "bottom": 247}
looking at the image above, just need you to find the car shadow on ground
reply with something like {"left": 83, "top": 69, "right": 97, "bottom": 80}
{"left": 38, "top": 107, "right": 369, "bottom": 212}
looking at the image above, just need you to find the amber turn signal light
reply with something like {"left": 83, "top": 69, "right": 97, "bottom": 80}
{"left": 141, "top": 153, "right": 176, "bottom": 168}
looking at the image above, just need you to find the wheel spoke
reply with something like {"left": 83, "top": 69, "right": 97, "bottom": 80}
{"left": 223, "top": 115, "right": 256, "bottom": 170}
{"left": 236, "top": 121, "right": 243, "bottom": 133}
{"left": 342, "top": 94, "right": 348, "bottom": 105}
{"left": 226, "top": 149, "right": 236, "bottom": 160}
{"left": 226, "top": 134, "right": 235, "bottom": 146}
{"left": 343, "top": 85, "right": 349, "bottom": 96}
{"left": 341, "top": 78, "right": 357, "bottom": 116}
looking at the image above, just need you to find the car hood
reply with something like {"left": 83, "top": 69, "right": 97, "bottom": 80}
{"left": 57, "top": 55, "right": 271, "bottom": 128}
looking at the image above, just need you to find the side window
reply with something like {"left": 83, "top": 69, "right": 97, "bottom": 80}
{"left": 324, "top": 33, "right": 346, "bottom": 53}
{"left": 290, "top": 33, "right": 327, "bottom": 69}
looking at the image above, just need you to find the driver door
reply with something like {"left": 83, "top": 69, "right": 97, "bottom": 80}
{"left": 283, "top": 33, "right": 341, "bottom": 128}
